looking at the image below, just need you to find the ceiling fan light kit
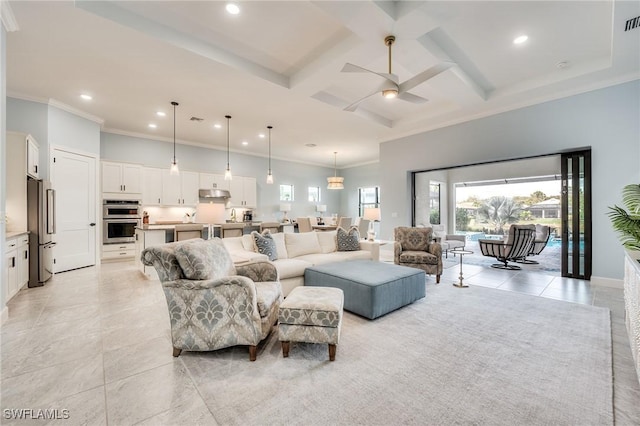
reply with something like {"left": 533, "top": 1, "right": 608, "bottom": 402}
{"left": 327, "top": 151, "right": 344, "bottom": 190}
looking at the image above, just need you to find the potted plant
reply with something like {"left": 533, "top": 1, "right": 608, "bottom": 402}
{"left": 608, "top": 183, "right": 640, "bottom": 251}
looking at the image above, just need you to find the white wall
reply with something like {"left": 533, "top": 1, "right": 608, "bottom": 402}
{"left": 1, "top": 24, "right": 7, "bottom": 316}
{"left": 380, "top": 80, "right": 640, "bottom": 280}
{"left": 100, "top": 132, "right": 340, "bottom": 222}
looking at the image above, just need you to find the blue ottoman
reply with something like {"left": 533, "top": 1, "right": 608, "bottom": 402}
{"left": 304, "top": 260, "right": 426, "bottom": 319}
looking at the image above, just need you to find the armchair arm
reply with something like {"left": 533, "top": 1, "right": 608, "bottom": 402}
{"left": 393, "top": 241, "right": 403, "bottom": 264}
{"left": 161, "top": 275, "right": 256, "bottom": 291}
{"left": 478, "top": 239, "right": 508, "bottom": 258}
{"left": 445, "top": 235, "right": 466, "bottom": 243}
{"left": 427, "top": 241, "right": 442, "bottom": 257}
{"left": 236, "top": 261, "right": 279, "bottom": 282}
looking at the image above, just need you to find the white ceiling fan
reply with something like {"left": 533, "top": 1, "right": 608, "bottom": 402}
{"left": 342, "top": 35, "right": 454, "bottom": 112}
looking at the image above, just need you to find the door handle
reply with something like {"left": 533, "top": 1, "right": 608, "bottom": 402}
{"left": 90, "top": 223, "right": 96, "bottom": 227}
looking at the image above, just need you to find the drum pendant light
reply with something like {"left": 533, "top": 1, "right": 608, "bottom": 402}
{"left": 169, "top": 101, "right": 180, "bottom": 175}
{"left": 224, "top": 115, "right": 232, "bottom": 181}
{"left": 327, "top": 152, "right": 344, "bottom": 189}
{"left": 266, "top": 125, "right": 274, "bottom": 184}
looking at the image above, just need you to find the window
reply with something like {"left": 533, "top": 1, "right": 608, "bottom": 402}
{"left": 358, "top": 187, "right": 380, "bottom": 216}
{"left": 308, "top": 186, "right": 321, "bottom": 202}
{"left": 280, "top": 184, "right": 294, "bottom": 201}
{"left": 430, "top": 183, "right": 441, "bottom": 224}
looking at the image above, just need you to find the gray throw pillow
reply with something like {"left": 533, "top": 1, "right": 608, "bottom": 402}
{"left": 337, "top": 227, "right": 360, "bottom": 251}
{"left": 252, "top": 230, "right": 278, "bottom": 261}
{"left": 174, "top": 238, "right": 236, "bottom": 280}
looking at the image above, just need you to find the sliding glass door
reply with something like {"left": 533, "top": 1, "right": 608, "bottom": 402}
{"left": 561, "top": 150, "right": 592, "bottom": 279}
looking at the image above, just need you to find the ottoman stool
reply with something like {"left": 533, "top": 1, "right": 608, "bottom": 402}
{"left": 278, "top": 286, "right": 344, "bottom": 361}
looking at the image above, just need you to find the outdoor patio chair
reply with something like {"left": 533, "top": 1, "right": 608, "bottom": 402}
{"left": 516, "top": 224, "right": 552, "bottom": 264}
{"left": 478, "top": 225, "right": 536, "bottom": 270}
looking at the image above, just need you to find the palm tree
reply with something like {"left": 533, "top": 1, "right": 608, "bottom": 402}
{"left": 477, "top": 196, "right": 522, "bottom": 234}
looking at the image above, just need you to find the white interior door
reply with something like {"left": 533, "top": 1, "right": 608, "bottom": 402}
{"left": 51, "top": 149, "right": 97, "bottom": 272}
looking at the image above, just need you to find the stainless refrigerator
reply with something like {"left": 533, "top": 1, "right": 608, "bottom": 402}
{"left": 27, "top": 178, "right": 56, "bottom": 287}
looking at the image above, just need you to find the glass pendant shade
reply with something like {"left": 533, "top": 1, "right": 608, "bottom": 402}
{"left": 327, "top": 152, "right": 344, "bottom": 190}
{"left": 170, "top": 101, "right": 179, "bottom": 175}
{"left": 224, "top": 115, "right": 232, "bottom": 181}
{"left": 266, "top": 172, "right": 274, "bottom": 184}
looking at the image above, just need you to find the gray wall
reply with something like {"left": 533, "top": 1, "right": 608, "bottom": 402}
{"left": 7, "top": 97, "right": 48, "bottom": 177}
{"left": 380, "top": 80, "right": 640, "bottom": 280}
{"left": 100, "top": 132, "right": 340, "bottom": 221}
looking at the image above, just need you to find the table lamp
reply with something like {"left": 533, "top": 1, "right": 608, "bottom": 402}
{"left": 363, "top": 207, "right": 381, "bottom": 241}
{"left": 280, "top": 203, "right": 292, "bottom": 223}
{"left": 316, "top": 204, "right": 327, "bottom": 225}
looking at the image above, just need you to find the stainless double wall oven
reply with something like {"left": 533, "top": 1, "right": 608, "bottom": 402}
{"left": 103, "top": 200, "right": 141, "bottom": 244}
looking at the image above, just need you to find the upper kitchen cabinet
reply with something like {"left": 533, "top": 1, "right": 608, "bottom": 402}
{"left": 228, "top": 176, "right": 257, "bottom": 208}
{"left": 199, "top": 173, "right": 229, "bottom": 191}
{"left": 102, "top": 161, "right": 142, "bottom": 195}
{"left": 161, "top": 170, "right": 199, "bottom": 206}
{"left": 142, "top": 167, "right": 163, "bottom": 205}
{"left": 26, "top": 135, "right": 40, "bottom": 179}
{"left": 5, "top": 132, "right": 31, "bottom": 232}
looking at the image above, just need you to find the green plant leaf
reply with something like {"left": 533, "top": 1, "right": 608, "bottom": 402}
{"left": 622, "top": 184, "right": 640, "bottom": 217}
{"left": 608, "top": 205, "right": 640, "bottom": 251}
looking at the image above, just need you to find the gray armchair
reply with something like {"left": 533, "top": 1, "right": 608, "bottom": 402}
{"left": 479, "top": 225, "right": 536, "bottom": 270}
{"left": 141, "top": 238, "right": 282, "bottom": 361}
{"left": 394, "top": 226, "right": 443, "bottom": 283}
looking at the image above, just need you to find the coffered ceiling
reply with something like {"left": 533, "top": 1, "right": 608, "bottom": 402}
{"left": 6, "top": 1, "right": 640, "bottom": 167}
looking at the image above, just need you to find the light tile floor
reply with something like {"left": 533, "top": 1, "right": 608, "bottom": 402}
{"left": 1, "top": 260, "right": 639, "bottom": 425}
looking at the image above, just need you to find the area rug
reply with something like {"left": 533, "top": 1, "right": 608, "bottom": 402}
{"left": 180, "top": 283, "right": 613, "bottom": 425}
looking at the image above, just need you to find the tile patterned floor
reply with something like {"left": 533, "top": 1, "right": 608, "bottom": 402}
{"left": 1, "top": 259, "right": 639, "bottom": 425}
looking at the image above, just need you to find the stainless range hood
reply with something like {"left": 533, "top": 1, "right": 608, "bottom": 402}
{"left": 199, "top": 188, "right": 231, "bottom": 199}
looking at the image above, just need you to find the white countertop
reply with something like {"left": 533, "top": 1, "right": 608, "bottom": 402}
{"left": 6, "top": 230, "right": 29, "bottom": 239}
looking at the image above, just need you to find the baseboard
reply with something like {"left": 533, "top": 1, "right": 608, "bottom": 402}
{"left": 1, "top": 305, "right": 8, "bottom": 325}
{"left": 590, "top": 276, "right": 623, "bottom": 289}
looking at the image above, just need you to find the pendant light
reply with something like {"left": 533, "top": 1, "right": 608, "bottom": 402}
{"left": 327, "top": 151, "right": 344, "bottom": 190}
{"left": 266, "top": 125, "right": 274, "bottom": 184}
{"left": 169, "top": 101, "right": 179, "bottom": 175}
{"left": 224, "top": 115, "right": 232, "bottom": 181}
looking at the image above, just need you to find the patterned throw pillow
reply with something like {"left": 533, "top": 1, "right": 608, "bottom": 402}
{"left": 174, "top": 238, "right": 236, "bottom": 281}
{"left": 252, "top": 231, "right": 278, "bottom": 261}
{"left": 337, "top": 227, "right": 360, "bottom": 251}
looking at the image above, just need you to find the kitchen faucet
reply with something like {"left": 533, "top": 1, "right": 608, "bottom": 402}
{"left": 230, "top": 208, "right": 236, "bottom": 222}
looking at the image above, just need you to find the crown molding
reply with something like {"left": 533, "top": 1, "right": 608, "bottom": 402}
{"left": 48, "top": 99, "right": 104, "bottom": 125}
{"left": 7, "top": 92, "right": 49, "bottom": 104}
{"left": 1, "top": 0, "right": 19, "bottom": 32}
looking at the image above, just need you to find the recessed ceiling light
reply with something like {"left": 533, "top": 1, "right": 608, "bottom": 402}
{"left": 513, "top": 35, "right": 528, "bottom": 45}
{"left": 214, "top": 123, "right": 222, "bottom": 129}
{"left": 242, "top": 141, "right": 248, "bottom": 146}
{"left": 148, "top": 123, "right": 157, "bottom": 129}
{"left": 258, "top": 133, "right": 265, "bottom": 138}
{"left": 80, "top": 94, "right": 92, "bottom": 101}
{"left": 226, "top": 3, "right": 240, "bottom": 15}
{"left": 156, "top": 111, "right": 166, "bottom": 117}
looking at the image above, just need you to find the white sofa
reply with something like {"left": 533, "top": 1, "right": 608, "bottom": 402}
{"left": 222, "top": 231, "right": 378, "bottom": 296}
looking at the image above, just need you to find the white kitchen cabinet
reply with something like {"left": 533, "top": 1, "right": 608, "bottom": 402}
{"left": 5, "top": 238, "right": 19, "bottom": 301}
{"left": 102, "top": 161, "right": 142, "bottom": 194}
{"left": 199, "top": 173, "right": 229, "bottom": 191}
{"left": 6, "top": 132, "right": 31, "bottom": 232}
{"left": 161, "top": 170, "right": 199, "bottom": 206}
{"left": 135, "top": 228, "right": 166, "bottom": 279}
{"left": 102, "top": 243, "right": 135, "bottom": 260}
{"left": 142, "top": 167, "right": 163, "bottom": 205}
{"left": 17, "top": 235, "right": 29, "bottom": 290}
{"left": 26, "top": 135, "right": 40, "bottom": 179}
{"left": 228, "top": 176, "right": 257, "bottom": 208}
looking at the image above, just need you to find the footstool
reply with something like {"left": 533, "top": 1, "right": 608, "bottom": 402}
{"left": 278, "top": 286, "right": 344, "bottom": 361}
{"left": 304, "top": 260, "right": 426, "bottom": 319}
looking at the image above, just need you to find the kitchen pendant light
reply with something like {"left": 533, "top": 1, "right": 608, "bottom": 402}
{"left": 224, "top": 115, "right": 232, "bottom": 181}
{"left": 169, "top": 101, "right": 179, "bottom": 176}
{"left": 266, "top": 125, "right": 274, "bottom": 184}
{"left": 327, "top": 151, "right": 344, "bottom": 190}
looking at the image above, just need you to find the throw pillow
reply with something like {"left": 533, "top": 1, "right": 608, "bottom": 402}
{"left": 337, "top": 227, "right": 360, "bottom": 251}
{"left": 284, "top": 232, "right": 322, "bottom": 258}
{"left": 317, "top": 230, "right": 337, "bottom": 253}
{"left": 174, "top": 238, "right": 236, "bottom": 281}
{"left": 251, "top": 231, "right": 278, "bottom": 261}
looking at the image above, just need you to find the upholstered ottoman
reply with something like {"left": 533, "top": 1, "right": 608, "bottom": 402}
{"left": 278, "top": 286, "right": 344, "bottom": 361}
{"left": 304, "top": 260, "right": 426, "bottom": 319}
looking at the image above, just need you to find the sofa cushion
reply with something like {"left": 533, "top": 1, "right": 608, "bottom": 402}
{"left": 337, "top": 227, "right": 360, "bottom": 251}
{"left": 174, "top": 238, "right": 236, "bottom": 280}
{"left": 399, "top": 250, "right": 438, "bottom": 265}
{"left": 297, "top": 250, "right": 372, "bottom": 265}
{"left": 317, "top": 230, "right": 337, "bottom": 253}
{"left": 285, "top": 232, "right": 321, "bottom": 258}
{"left": 252, "top": 231, "right": 278, "bottom": 261}
{"left": 272, "top": 258, "right": 312, "bottom": 279}
{"left": 221, "top": 236, "right": 245, "bottom": 254}
{"left": 271, "top": 232, "right": 288, "bottom": 259}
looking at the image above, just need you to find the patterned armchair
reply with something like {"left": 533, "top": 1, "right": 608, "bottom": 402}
{"left": 394, "top": 227, "right": 443, "bottom": 283}
{"left": 141, "top": 238, "right": 282, "bottom": 361}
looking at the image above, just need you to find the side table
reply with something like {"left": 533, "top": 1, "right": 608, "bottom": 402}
{"left": 451, "top": 248, "right": 474, "bottom": 288}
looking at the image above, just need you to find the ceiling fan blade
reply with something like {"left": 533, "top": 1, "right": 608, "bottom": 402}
{"left": 397, "top": 91, "right": 428, "bottom": 104}
{"left": 342, "top": 63, "right": 398, "bottom": 83}
{"left": 343, "top": 87, "right": 384, "bottom": 112}
{"left": 398, "top": 61, "right": 455, "bottom": 93}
